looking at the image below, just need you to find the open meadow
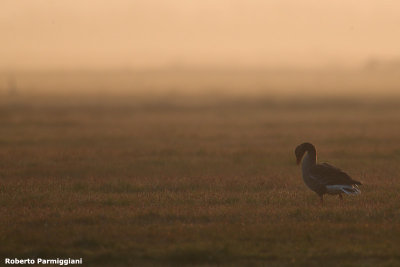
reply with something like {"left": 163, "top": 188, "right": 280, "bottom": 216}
{"left": 3, "top": 1, "right": 400, "bottom": 265}
{"left": 1, "top": 77, "right": 400, "bottom": 265}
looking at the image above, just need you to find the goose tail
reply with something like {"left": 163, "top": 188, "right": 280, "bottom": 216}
{"left": 326, "top": 184, "right": 361, "bottom": 195}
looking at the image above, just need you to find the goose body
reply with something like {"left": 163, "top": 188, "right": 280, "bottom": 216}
{"left": 295, "top": 142, "right": 361, "bottom": 203}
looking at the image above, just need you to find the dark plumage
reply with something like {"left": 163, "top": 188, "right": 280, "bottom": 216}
{"left": 295, "top": 142, "right": 362, "bottom": 204}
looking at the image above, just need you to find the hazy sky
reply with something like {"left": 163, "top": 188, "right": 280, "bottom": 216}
{"left": 1, "top": 0, "right": 400, "bottom": 70}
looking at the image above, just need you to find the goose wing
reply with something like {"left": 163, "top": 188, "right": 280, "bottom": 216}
{"left": 310, "top": 162, "right": 361, "bottom": 186}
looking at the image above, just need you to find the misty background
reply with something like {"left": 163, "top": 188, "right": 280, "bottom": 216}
{"left": 1, "top": 1, "right": 400, "bottom": 97}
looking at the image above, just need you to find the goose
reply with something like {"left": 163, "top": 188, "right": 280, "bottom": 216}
{"left": 295, "top": 142, "right": 362, "bottom": 204}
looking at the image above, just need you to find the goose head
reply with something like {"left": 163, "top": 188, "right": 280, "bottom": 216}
{"left": 295, "top": 142, "right": 316, "bottom": 165}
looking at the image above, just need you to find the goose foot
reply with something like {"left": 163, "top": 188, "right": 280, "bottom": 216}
{"left": 319, "top": 195, "right": 324, "bottom": 206}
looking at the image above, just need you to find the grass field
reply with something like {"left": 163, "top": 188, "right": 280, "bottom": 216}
{"left": 1, "top": 93, "right": 400, "bottom": 266}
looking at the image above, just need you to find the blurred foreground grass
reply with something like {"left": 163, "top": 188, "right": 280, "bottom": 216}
{"left": 1, "top": 95, "right": 400, "bottom": 266}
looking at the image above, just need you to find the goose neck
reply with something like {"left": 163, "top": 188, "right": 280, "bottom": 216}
{"left": 302, "top": 151, "right": 317, "bottom": 171}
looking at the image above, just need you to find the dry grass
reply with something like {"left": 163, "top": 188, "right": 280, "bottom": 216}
{"left": 1, "top": 95, "right": 400, "bottom": 266}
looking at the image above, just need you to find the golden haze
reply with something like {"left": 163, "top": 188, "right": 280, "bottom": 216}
{"left": 1, "top": 1, "right": 400, "bottom": 70}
